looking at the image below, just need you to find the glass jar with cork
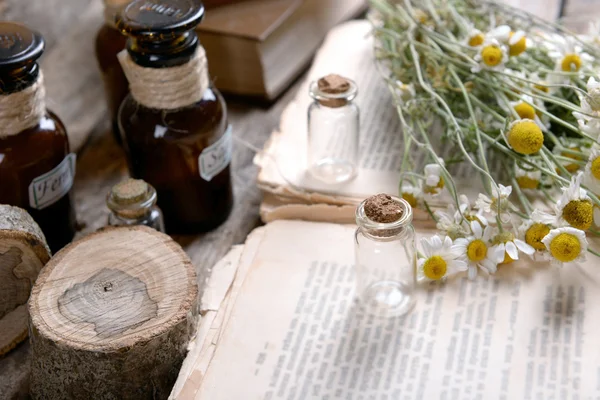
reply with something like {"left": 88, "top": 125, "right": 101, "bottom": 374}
{"left": 0, "top": 22, "right": 77, "bottom": 253}
{"left": 354, "top": 194, "right": 417, "bottom": 317}
{"left": 308, "top": 74, "right": 359, "bottom": 184}
{"left": 107, "top": 178, "right": 165, "bottom": 232}
{"left": 116, "top": 0, "right": 233, "bottom": 234}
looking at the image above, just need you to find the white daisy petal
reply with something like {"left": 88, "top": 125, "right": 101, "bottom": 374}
{"left": 506, "top": 241, "right": 519, "bottom": 260}
{"left": 468, "top": 265, "right": 477, "bottom": 280}
{"left": 514, "top": 239, "right": 535, "bottom": 255}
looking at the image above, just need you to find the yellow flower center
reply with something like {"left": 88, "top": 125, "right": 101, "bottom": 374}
{"left": 467, "top": 239, "right": 488, "bottom": 262}
{"left": 423, "top": 255, "right": 447, "bottom": 280}
{"left": 525, "top": 223, "right": 550, "bottom": 251}
{"left": 508, "top": 32, "right": 527, "bottom": 56}
{"left": 591, "top": 157, "right": 600, "bottom": 180}
{"left": 402, "top": 192, "right": 418, "bottom": 208}
{"left": 513, "top": 102, "right": 536, "bottom": 120}
{"left": 516, "top": 176, "right": 539, "bottom": 189}
{"left": 549, "top": 232, "right": 581, "bottom": 262}
{"left": 481, "top": 45, "right": 504, "bottom": 67}
{"left": 468, "top": 33, "right": 484, "bottom": 47}
{"left": 423, "top": 177, "right": 445, "bottom": 194}
{"left": 534, "top": 83, "right": 549, "bottom": 93}
{"left": 561, "top": 54, "right": 582, "bottom": 72}
{"left": 507, "top": 120, "right": 544, "bottom": 155}
{"left": 562, "top": 200, "right": 593, "bottom": 230}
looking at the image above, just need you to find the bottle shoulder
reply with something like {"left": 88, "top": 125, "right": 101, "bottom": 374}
{"left": 119, "top": 86, "right": 228, "bottom": 140}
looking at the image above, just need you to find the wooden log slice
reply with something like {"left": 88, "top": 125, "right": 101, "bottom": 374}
{"left": 28, "top": 226, "right": 198, "bottom": 400}
{"left": 0, "top": 204, "right": 51, "bottom": 356}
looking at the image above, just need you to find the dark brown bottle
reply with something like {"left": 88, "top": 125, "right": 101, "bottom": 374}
{"left": 116, "top": 0, "right": 233, "bottom": 233}
{"left": 0, "top": 22, "right": 76, "bottom": 253}
{"left": 95, "top": 0, "right": 129, "bottom": 142}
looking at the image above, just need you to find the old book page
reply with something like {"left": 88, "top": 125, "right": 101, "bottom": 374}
{"left": 189, "top": 220, "right": 600, "bottom": 399}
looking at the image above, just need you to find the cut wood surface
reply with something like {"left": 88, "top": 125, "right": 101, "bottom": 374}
{"left": 0, "top": 205, "right": 50, "bottom": 357}
{"left": 28, "top": 226, "right": 198, "bottom": 399}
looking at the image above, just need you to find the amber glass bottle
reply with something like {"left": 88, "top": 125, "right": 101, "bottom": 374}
{"left": 0, "top": 23, "right": 76, "bottom": 253}
{"left": 95, "top": 0, "right": 129, "bottom": 142}
{"left": 116, "top": 0, "right": 233, "bottom": 233}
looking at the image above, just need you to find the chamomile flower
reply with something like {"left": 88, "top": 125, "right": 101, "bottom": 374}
{"left": 515, "top": 163, "right": 542, "bottom": 190}
{"left": 573, "top": 77, "right": 600, "bottom": 139}
{"left": 417, "top": 235, "right": 467, "bottom": 281}
{"left": 555, "top": 172, "right": 594, "bottom": 230}
{"left": 393, "top": 80, "right": 416, "bottom": 106}
{"left": 518, "top": 210, "right": 553, "bottom": 256}
{"left": 435, "top": 195, "right": 488, "bottom": 239}
{"left": 505, "top": 119, "right": 544, "bottom": 155}
{"left": 487, "top": 25, "right": 511, "bottom": 42}
{"left": 547, "top": 36, "right": 592, "bottom": 75}
{"left": 507, "top": 30, "right": 527, "bottom": 56}
{"left": 423, "top": 159, "right": 445, "bottom": 195}
{"left": 472, "top": 38, "right": 508, "bottom": 73}
{"left": 492, "top": 231, "right": 535, "bottom": 264}
{"left": 400, "top": 183, "right": 422, "bottom": 209}
{"left": 553, "top": 140, "right": 585, "bottom": 174}
{"left": 541, "top": 226, "right": 588, "bottom": 267}
{"left": 464, "top": 26, "right": 485, "bottom": 48}
{"left": 508, "top": 94, "right": 549, "bottom": 129}
{"left": 583, "top": 148, "right": 600, "bottom": 195}
{"left": 529, "top": 72, "right": 555, "bottom": 95}
{"left": 475, "top": 184, "right": 515, "bottom": 220}
{"left": 454, "top": 221, "right": 504, "bottom": 280}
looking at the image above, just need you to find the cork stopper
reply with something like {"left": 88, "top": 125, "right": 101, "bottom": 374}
{"left": 364, "top": 194, "right": 404, "bottom": 223}
{"left": 315, "top": 74, "right": 353, "bottom": 108}
{"left": 111, "top": 179, "right": 149, "bottom": 205}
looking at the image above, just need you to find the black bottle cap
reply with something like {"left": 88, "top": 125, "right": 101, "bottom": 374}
{"left": 0, "top": 22, "right": 44, "bottom": 70}
{"left": 117, "top": 0, "right": 204, "bottom": 37}
{"left": 116, "top": 0, "right": 204, "bottom": 68}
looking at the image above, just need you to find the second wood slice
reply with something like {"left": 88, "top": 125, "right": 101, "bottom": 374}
{"left": 28, "top": 226, "right": 198, "bottom": 399}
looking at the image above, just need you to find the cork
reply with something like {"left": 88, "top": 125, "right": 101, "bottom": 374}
{"left": 111, "top": 179, "right": 149, "bottom": 205}
{"left": 317, "top": 74, "right": 351, "bottom": 108}
{"left": 364, "top": 194, "right": 404, "bottom": 223}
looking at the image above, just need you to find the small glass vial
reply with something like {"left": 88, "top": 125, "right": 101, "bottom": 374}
{"left": 107, "top": 178, "right": 165, "bottom": 232}
{"left": 116, "top": 0, "right": 233, "bottom": 234}
{"left": 95, "top": 0, "right": 129, "bottom": 143}
{"left": 308, "top": 74, "right": 359, "bottom": 184}
{"left": 0, "top": 22, "right": 77, "bottom": 253}
{"left": 354, "top": 194, "right": 416, "bottom": 317}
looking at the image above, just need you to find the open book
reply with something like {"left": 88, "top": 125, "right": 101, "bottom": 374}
{"left": 171, "top": 219, "right": 600, "bottom": 399}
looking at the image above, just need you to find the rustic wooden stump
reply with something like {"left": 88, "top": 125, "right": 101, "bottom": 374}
{"left": 28, "top": 226, "right": 198, "bottom": 399}
{"left": 0, "top": 205, "right": 51, "bottom": 356}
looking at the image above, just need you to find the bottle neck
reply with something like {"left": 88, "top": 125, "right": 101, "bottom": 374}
{"left": 0, "top": 66, "right": 46, "bottom": 138}
{"left": 355, "top": 197, "right": 413, "bottom": 239}
{"left": 126, "top": 32, "right": 198, "bottom": 68}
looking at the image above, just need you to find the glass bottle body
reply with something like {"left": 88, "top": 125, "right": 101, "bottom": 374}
{"left": 307, "top": 81, "right": 359, "bottom": 184}
{"left": 118, "top": 87, "right": 233, "bottom": 234}
{"left": 0, "top": 112, "right": 76, "bottom": 253}
{"left": 95, "top": 23, "right": 128, "bottom": 142}
{"left": 354, "top": 197, "right": 416, "bottom": 317}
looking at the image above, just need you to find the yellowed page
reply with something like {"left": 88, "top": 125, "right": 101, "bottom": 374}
{"left": 193, "top": 220, "right": 600, "bottom": 399}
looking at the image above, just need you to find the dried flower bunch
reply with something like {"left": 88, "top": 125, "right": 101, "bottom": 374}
{"left": 370, "top": 0, "right": 600, "bottom": 281}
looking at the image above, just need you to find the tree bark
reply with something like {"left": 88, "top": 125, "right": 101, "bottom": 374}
{"left": 0, "top": 205, "right": 50, "bottom": 356}
{"left": 28, "top": 226, "right": 198, "bottom": 399}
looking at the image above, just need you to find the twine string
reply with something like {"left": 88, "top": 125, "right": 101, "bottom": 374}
{"left": 0, "top": 72, "right": 46, "bottom": 138}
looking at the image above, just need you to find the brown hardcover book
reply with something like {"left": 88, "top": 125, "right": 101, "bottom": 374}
{"left": 197, "top": 0, "right": 367, "bottom": 100}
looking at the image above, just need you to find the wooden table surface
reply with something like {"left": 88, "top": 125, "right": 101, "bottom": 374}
{"left": 0, "top": 0, "right": 594, "bottom": 398}
{"left": 0, "top": 0, "right": 301, "bottom": 397}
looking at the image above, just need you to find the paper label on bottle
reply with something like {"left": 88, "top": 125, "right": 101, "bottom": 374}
{"left": 199, "top": 125, "right": 232, "bottom": 182}
{"left": 28, "top": 153, "right": 76, "bottom": 210}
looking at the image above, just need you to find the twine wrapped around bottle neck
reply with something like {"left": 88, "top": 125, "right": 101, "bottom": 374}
{"left": 117, "top": 46, "right": 210, "bottom": 111}
{"left": 0, "top": 72, "right": 46, "bottom": 138}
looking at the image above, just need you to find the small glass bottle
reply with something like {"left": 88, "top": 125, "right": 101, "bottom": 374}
{"left": 95, "top": 0, "right": 129, "bottom": 143}
{"left": 0, "top": 22, "right": 77, "bottom": 254}
{"left": 308, "top": 74, "right": 359, "bottom": 184}
{"left": 354, "top": 194, "right": 416, "bottom": 317}
{"left": 107, "top": 178, "right": 165, "bottom": 232}
{"left": 116, "top": 0, "right": 233, "bottom": 234}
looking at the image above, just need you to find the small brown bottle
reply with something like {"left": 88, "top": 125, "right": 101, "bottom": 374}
{"left": 0, "top": 22, "right": 77, "bottom": 253}
{"left": 116, "top": 0, "right": 233, "bottom": 233}
{"left": 95, "top": 0, "right": 129, "bottom": 142}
